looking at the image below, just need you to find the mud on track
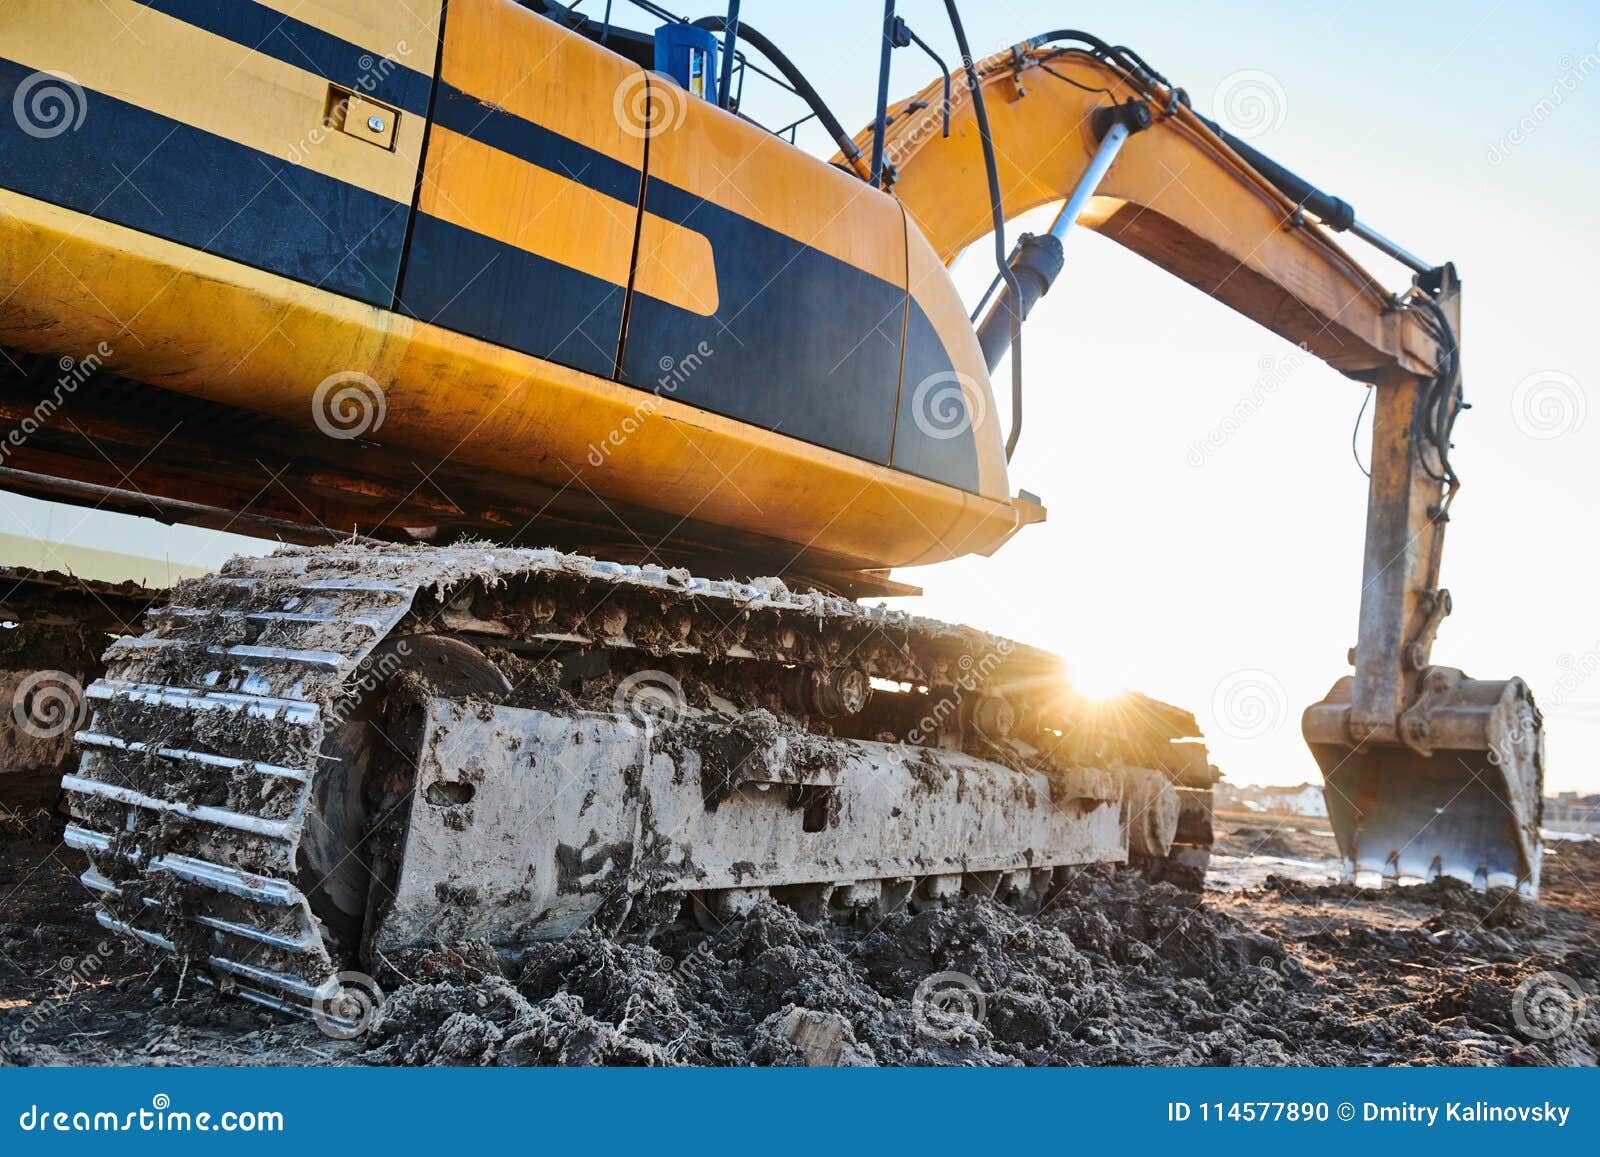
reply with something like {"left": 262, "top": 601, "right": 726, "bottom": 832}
{"left": 2, "top": 811, "right": 1596, "bottom": 1066}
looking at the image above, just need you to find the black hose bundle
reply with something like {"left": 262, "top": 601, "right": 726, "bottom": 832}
{"left": 1413, "top": 296, "right": 1463, "bottom": 491}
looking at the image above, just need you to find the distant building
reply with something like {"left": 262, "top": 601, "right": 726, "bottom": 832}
{"left": 1216, "top": 781, "right": 1328, "bottom": 818}
{"left": 1260, "top": 784, "right": 1328, "bottom": 818}
{"left": 1544, "top": 792, "right": 1600, "bottom": 835}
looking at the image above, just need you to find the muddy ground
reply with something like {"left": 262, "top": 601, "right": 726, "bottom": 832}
{"left": 2, "top": 807, "right": 1596, "bottom": 1066}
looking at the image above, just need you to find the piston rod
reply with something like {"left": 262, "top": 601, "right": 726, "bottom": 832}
{"left": 976, "top": 115, "right": 1134, "bottom": 369}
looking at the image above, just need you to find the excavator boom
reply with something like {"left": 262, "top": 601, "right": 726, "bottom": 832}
{"left": 865, "top": 34, "right": 1542, "bottom": 890}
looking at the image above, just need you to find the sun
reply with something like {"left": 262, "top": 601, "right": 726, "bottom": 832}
{"left": 1069, "top": 665, "right": 1131, "bottom": 704}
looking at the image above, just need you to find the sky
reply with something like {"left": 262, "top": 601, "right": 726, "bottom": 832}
{"left": 2, "top": 0, "right": 1596, "bottom": 791}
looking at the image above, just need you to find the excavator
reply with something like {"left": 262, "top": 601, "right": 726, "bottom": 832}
{"left": 0, "top": 0, "right": 1543, "bottom": 1024}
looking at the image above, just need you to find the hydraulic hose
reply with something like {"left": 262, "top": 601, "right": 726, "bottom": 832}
{"left": 944, "top": 0, "right": 1025, "bottom": 460}
{"left": 691, "top": 15, "right": 863, "bottom": 164}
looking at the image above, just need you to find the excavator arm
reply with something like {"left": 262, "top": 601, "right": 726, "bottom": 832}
{"left": 857, "top": 36, "right": 1544, "bottom": 892}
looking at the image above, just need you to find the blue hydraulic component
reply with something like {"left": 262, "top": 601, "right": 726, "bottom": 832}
{"left": 653, "top": 23, "right": 720, "bottom": 103}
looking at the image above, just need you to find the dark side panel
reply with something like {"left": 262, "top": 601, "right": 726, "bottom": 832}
{"left": 890, "top": 302, "right": 982, "bottom": 493}
{"left": 620, "top": 180, "right": 907, "bottom": 467}
{"left": 400, "top": 213, "right": 627, "bottom": 381}
{"left": 394, "top": 80, "right": 636, "bottom": 379}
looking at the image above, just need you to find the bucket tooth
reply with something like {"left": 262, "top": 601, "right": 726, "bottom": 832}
{"left": 1383, "top": 851, "right": 1401, "bottom": 883}
{"left": 877, "top": 878, "right": 916, "bottom": 918}
{"left": 997, "top": 868, "right": 1032, "bottom": 903}
{"left": 1303, "top": 667, "right": 1543, "bottom": 894}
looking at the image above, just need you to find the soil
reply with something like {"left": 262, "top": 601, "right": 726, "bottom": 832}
{"left": 2, "top": 808, "right": 1596, "bottom": 1067}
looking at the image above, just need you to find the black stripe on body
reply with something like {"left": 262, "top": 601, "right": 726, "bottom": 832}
{"left": 131, "top": 0, "right": 434, "bottom": 117}
{"left": 0, "top": 56, "right": 408, "bottom": 306}
{"left": 398, "top": 212, "right": 625, "bottom": 381}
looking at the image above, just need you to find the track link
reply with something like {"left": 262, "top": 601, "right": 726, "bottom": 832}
{"left": 66, "top": 560, "right": 416, "bottom": 1015}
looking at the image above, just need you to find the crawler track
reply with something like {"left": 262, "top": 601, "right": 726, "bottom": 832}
{"left": 63, "top": 543, "right": 1215, "bottom": 1019}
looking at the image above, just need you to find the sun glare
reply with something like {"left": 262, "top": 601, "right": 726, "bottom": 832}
{"left": 1069, "top": 667, "right": 1131, "bottom": 704}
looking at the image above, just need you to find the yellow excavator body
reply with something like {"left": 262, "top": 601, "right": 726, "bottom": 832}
{"left": 0, "top": 0, "right": 1024, "bottom": 586}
